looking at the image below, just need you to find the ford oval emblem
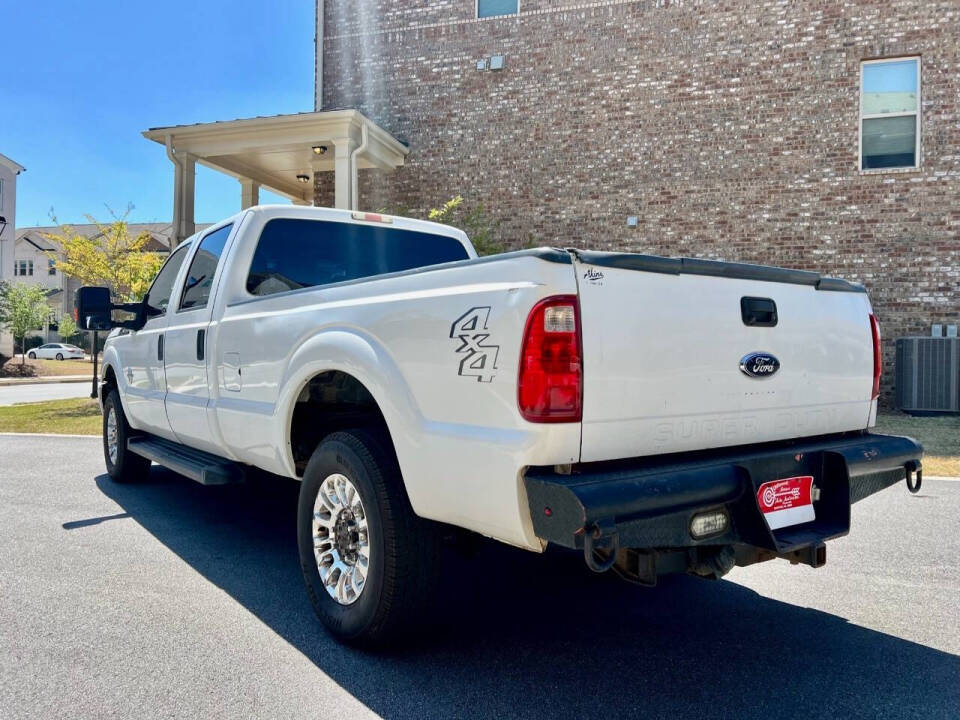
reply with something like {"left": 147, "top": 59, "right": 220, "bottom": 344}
{"left": 740, "top": 352, "right": 780, "bottom": 378}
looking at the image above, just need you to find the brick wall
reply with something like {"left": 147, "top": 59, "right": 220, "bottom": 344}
{"left": 319, "top": 0, "right": 960, "bottom": 401}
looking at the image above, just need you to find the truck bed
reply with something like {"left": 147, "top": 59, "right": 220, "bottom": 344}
{"left": 571, "top": 250, "right": 876, "bottom": 462}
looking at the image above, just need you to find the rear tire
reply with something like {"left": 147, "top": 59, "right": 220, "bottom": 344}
{"left": 103, "top": 388, "right": 151, "bottom": 483}
{"left": 297, "top": 429, "right": 441, "bottom": 646}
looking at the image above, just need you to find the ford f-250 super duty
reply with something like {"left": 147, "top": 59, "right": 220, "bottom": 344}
{"left": 75, "top": 205, "right": 923, "bottom": 645}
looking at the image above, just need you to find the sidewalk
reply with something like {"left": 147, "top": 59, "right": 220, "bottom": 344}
{"left": 0, "top": 375, "right": 92, "bottom": 386}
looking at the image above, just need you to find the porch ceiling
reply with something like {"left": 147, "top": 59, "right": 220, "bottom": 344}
{"left": 143, "top": 110, "right": 409, "bottom": 202}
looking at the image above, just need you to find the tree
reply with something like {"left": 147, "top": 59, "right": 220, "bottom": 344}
{"left": 57, "top": 315, "right": 78, "bottom": 344}
{"left": 381, "top": 196, "right": 525, "bottom": 256}
{"left": 0, "top": 283, "right": 52, "bottom": 365}
{"left": 41, "top": 210, "right": 166, "bottom": 302}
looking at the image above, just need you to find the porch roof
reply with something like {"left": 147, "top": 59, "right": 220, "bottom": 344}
{"left": 142, "top": 110, "right": 408, "bottom": 204}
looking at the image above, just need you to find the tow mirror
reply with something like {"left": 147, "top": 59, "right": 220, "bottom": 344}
{"left": 75, "top": 287, "right": 114, "bottom": 331}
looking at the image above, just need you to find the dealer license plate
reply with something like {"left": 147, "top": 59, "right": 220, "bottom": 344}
{"left": 756, "top": 476, "right": 816, "bottom": 530}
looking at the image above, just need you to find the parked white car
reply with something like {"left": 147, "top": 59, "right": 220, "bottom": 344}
{"left": 27, "top": 343, "right": 85, "bottom": 361}
{"left": 76, "top": 205, "right": 923, "bottom": 646}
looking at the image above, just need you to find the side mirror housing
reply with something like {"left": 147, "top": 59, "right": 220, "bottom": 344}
{"left": 75, "top": 287, "right": 114, "bottom": 331}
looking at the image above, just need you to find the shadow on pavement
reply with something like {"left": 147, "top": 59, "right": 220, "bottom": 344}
{"left": 93, "top": 468, "right": 959, "bottom": 719}
{"left": 62, "top": 512, "right": 130, "bottom": 529}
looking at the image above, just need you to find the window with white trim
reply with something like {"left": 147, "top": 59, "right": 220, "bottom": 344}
{"left": 16, "top": 260, "right": 34, "bottom": 276}
{"left": 48, "top": 259, "right": 56, "bottom": 276}
{"left": 478, "top": 0, "right": 518, "bottom": 18}
{"left": 860, "top": 57, "right": 920, "bottom": 170}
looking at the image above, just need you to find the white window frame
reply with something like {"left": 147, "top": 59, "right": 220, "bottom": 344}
{"left": 859, "top": 56, "right": 921, "bottom": 172}
{"left": 476, "top": 0, "right": 519, "bottom": 19}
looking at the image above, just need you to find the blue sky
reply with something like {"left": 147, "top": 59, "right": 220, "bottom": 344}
{"left": 3, "top": 0, "right": 314, "bottom": 228}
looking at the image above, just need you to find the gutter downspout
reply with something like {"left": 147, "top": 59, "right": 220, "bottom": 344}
{"left": 165, "top": 135, "right": 183, "bottom": 247}
{"left": 350, "top": 121, "right": 368, "bottom": 211}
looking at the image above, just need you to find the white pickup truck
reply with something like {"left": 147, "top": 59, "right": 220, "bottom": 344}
{"left": 76, "top": 205, "right": 922, "bottom": 645}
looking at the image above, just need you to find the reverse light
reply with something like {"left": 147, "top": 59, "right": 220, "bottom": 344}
{"left": 870, "top": 313, "right": 882, "bottom": 400}
{"left": 690, "top": 509, "right": 729, "bottom": 539}
{"left": 518, "top": 295, "right": 582, "bottom": 423}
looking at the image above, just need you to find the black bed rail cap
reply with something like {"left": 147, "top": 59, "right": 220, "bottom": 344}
{"left": 571, "top": 250, "right": 865, "bottom": 293}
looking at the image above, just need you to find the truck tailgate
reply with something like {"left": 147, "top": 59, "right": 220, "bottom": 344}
{"left": 573, "top": 253, "right": 875, "bottom": 463}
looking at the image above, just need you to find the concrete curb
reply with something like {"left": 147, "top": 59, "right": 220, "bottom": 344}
{"left": 0, "top": 375, "right": 93, "bottom": 386}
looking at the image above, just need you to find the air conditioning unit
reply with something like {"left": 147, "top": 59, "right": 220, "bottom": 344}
{"left": 895, "top": 337, "right": 960, "bottom": 414}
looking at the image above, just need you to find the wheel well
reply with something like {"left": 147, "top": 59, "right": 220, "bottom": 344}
{"left": 290, "top": 371, "right": 393, "bottom": 476}
{"left": 100, "top": 364, "right": 118, "bottom": 406}
{"left": 102, "top": 365, "right": 117, "bottom": 394}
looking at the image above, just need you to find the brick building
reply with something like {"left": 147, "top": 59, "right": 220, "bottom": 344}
{"left": 147, "top": 0, "right": 959, "bottom": 400}
{"left": 315, "top": 0, "right": 960, "bottom": 398}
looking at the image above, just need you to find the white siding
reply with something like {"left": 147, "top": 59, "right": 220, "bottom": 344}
{"left": 0, "top": 163, "right": 17, "bottom": 356}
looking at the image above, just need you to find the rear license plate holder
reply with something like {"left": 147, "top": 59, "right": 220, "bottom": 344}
{"left": 756, "top": 475, "right": 816, "bottom": 530}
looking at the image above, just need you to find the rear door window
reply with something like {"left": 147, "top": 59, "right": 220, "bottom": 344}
{"left": 180, "top": 224, "right": 233, "bottom": 311}
{"left": 246, "top": 219, "right": 469, "bottom": 297}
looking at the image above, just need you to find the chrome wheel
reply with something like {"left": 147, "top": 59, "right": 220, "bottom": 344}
{"left": 312, "top": 473, "right": 370, "bottom": 605}
{"left": 106, "top": 405, "right": 119, "bottom": 465}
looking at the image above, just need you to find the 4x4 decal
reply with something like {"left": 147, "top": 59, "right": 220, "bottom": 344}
{"left": 450, "top": 307, "right": 500, "bottom": 383}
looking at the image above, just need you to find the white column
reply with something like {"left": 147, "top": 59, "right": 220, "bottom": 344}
{"left": 172, "top": 152, "right": 196, "bottom": 246}
{"left": 240, "top": 178, "right": 260, "bottom": 209}
{"left": 332, "top": 138, "right": 357, "bottom": 210}
{"left": 181, "top": 153, "right": 196, "bottom": 241}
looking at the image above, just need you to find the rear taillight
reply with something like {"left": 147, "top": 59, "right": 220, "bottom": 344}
{"left": 870, "top": 313, "right": 882, "bottom": 400}
{"left": 518, "top": 295, "right": 582, "bottom": 422}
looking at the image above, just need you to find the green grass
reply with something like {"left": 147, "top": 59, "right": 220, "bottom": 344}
{"left": 0, "top": 398, "right": 102, "bottom": 435}
{"left": 875, "top": 412, "right": 960, "bottom": 477}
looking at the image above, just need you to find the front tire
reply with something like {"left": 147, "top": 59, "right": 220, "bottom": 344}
{"left": 297, "top": 429, "right": 440, "bottom": 646}
{"left": 27, "top": 351, "right": 36, "bottom": 359}
{"left": 102, "top": 388, "right": 151, "bottom": 483}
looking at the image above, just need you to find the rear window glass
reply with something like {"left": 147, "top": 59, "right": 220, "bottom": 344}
{"left": 246, "top": 219, "right": 469, "bottom": 297}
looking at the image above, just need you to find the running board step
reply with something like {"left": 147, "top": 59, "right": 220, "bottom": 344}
{"left": 127, "top": 436, "right": 245, "bottom": 485}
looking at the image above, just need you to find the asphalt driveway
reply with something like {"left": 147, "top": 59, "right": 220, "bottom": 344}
{"left": 1, "top": 434, "right": 957, "bottom": 719}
